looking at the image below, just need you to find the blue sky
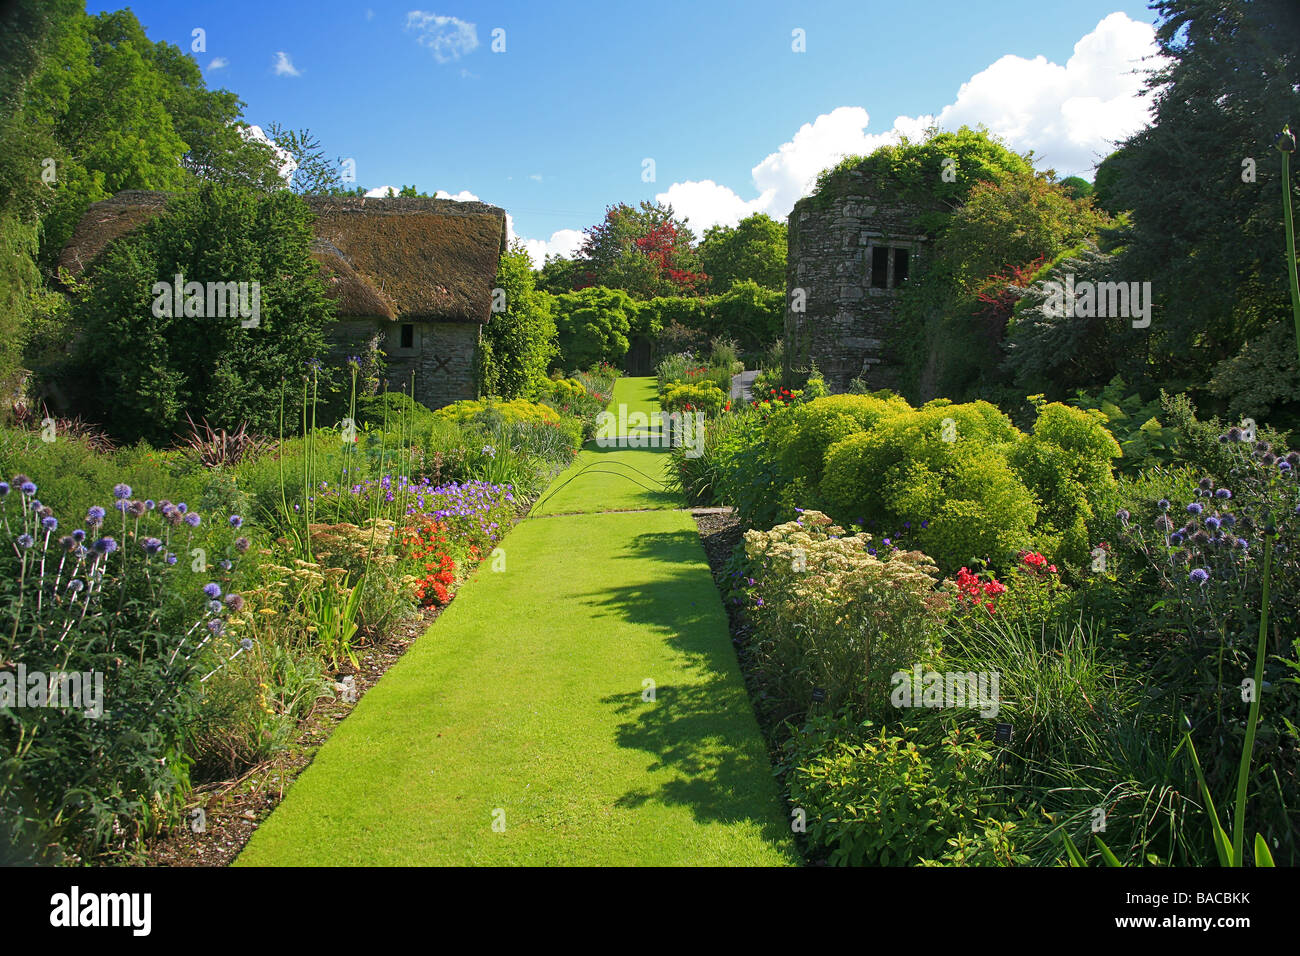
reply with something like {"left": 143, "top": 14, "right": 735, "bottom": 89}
{"left": 92, "top": 1, "right": 1163, "bottom": 261}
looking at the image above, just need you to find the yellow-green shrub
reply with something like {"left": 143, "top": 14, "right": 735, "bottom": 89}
{"left": 660, "top": 381, "right": 727, "bottom": 417}
{"left": 433, "top": 397, "right": 563, "bottom": 428}
{"left": 773, "top": 393, "right": 912, "bottom": 485}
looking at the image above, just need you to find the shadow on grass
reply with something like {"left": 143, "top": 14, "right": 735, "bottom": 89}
{"left": 577, "top": 527, "right": 795, "bottom": 855}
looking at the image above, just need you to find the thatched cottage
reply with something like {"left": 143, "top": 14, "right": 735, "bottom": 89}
{"left": 58, "top": 190, "right": 508, "bottom": 410}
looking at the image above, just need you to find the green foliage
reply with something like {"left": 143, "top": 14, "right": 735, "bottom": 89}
{"left": 783, "top": 715, "right": 1021, "bottom": 866}
{"left": 1065, "top": 377, "right": 1179, "bottom": 474}
{"left": 481, "top": 243, "right": 558, "bottom": 400}
{"left": 66, "top": 185, "right": 334, "bottom": 444}
{"left": 552, "top": 286, "right": 637, "bottom": 369}
{"left": 570, "top": 200, "right": 706, "bottom": 298}
{"left": 772, "top": 393, "right": 912, "bottom": 487}
{"left": 698, "top": 213, "right": 786, "bottom": 293}
{"left": 660, "top": 381, "right": 726, "bottom": 417}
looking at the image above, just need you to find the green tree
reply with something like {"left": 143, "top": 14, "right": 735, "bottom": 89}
{"left": 552, "top": 286, "right": 639, "bottom": 368}
{"left": 574, "top": 201, "right": 706, "bottom": 297}
{"left": 698, "top": 213, "right": 787, "bottom": 293}
{"left": 265, "top": 123, "right": 343, "bottom": 195}
{"left": 67, "top": 185, "right": 335, "bottom": 444}
{"left": 481, "top": 242, "right": 558, "bottom": 399}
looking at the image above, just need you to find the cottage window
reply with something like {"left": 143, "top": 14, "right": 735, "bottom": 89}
{"left": 400, "top": 324, "right": 414, "bottom": 349}
{"left": 870, "top": 246, "right": 889, "bottom": 288}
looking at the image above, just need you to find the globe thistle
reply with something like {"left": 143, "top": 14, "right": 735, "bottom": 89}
{"left": 202, "top": 582, "right": 221, "bottom": 599}
{"left": 58, "top": 535, "right": 75, "bottom": 551}
{"left": 1226, "top": 426, "right": 1244, "bottom": 442}
{"left": 1198, "top": 478, "right": 1214, "bottom": 490}
{"left": 1222, "top": 513, "right": 1237, "bottom": 527}
{"left": 1254, "top": 441, "right": 1272, "bottom": 456}
{"left": 1280, "top": 461, "right": 1293, "bottom": 474}
{"left": 165, "top": 552, "right": 178, "bottom": 566}
{"left": 41, "top": 516, "right": 57, "bottom": 531}
{"left": 176, "top": 503, "right": 188, "bottom": 514}
{"left": 112, "top": 483, "right": 132, "bottom": 500}
{"left": 1215, "top": 488, "right": 1232, "bottom": 499}
{"left": 1205, "top": 516, "right": 1221, "bottom": 531}
{"left": 239, "top": 637, "right": 254, "bottom": 652}
{"left": 1235, "top": 537, "right": 1250, "bottom": 551}
{"left": 229, "top": 515, "right": 243, "bottom": 528}
{"left": 1262, "top": 452, "right": 1278, "bottom": 467}
{"left": 1116, "top": 509, "right": 1131, "bottom": 527}
{"left": 1192, "top": 530, "right": 1209, "bottom": 545}
{"left": 207, "top": 600, "right": 223, "bottom": 615}
{"left": 184, "top": 513, "right": 201, "bottom": 528}
{"left": 16, "top": 533, "right": 34, "bottom": 549}
{"left": 145, "top": 500, "right": 156, "bottom": 510}
{"left": 235, "top": 537, "right": 250, "bottom": 553}
{"left": 224, "top": 593, "right": 245, "bottom": 613}
{"left": 141, "top": 537, "right": 163, "bottom": 555}
{"left": 218, "top": 559, "right": 232, "bottom": 571}
{"left": 1155, "top": 515, "right": 1174, "bottom": 532}
{"left": 1287, "top": 452, "right": 1300, "bottom": 468}
{"left": 1157, "top": 498, "right": 1171, "bottom": 511}
{"left": 20, "top": 481, "right": 36, "bottom": 496}
{"left": 128, "top": 500, "right": 148, "bottom": 517}
{"left": 92, "top": 537, "right": 117, "bottom": 554}
{"left": 206, "top": 619, "right": 224, "bottom": 636}
{"left": 67, "top": 579, "right": 84, "bottom": 593}
{"left": 1168, "top": 531, "right": 1185, "bottom": 546}
{"left": 1189, "top": 568, "right": 1210, "bottom": 585}
{"left": 1187, "top": 502, "right": 1204, "bottom": 515}
{"left": 71, "top": 528, "right": 86, "bottom": 542}
{"left": 86, "top": 506, "right": 106, "bottom": 526}
{"left": 113, "top": 499, "right": 130, "bottom": 513}
{"left": 0, "top": 482, "right": 8, "bottom": 496}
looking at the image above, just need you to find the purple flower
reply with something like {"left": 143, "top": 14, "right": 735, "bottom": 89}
{"left": 145, "top": 500, "right": 156, "bottom": 510}
{"left": 16, "top": 533, "right": 34, "bottom": 549}
{"left": 219, "top": 559, "right": 232, "bottom": 571}
{"left": 1214, "top": 488, "right": 1232, "bottom": 499}
{"left": 1205, "top": 516, "right": 1221, "bottom": 531}
{"left": 20, "top": 481, "right": 36, "bottom": 496}
{"left": 93, "top": 537, "right": 117, "bottom": 554}
{"left": 184, "top": 513, "right": 201, "bottom": 527}
{"left": 1116, "top": 509, "right": 1131, "bottom": 526}
{"left": 176, "top": 503, "right": 188, "bottom": 514}
{"left": 203, "top": 582, "right": 222, "bottom": 599}
{"left": 1187, "top": 503, "right": 1203, "bottom": 515}
{"left": 41, "top": 516, "right": 57, "bottom": 531}
{"left": 113, "top": 483, "right": 132, "bottom": 499}
{"left": 141, "top": 537, "right": 163, "bottom": 554}
{"left": 113, "top": 500, "right": 130, "bottom": 513}
{"left": 1189, "top": 568, "right": 1210, "bottom": 585}
{"left": 0, "top": 482, "right": 8, "bottom": 496}
{"left": 71, "top": 529, "right": 86, "bottom": 542}
{"left": 165, "top": 552, "right": 178, "bottom": 565}
{"left": 229, "top": 515, "right": 243, "bottom": 528}
{"left": 206, "top": 619, "right": 224, "bottom": 636}
{"left": 235, "top": 537, "right": 250, "bottom": 553}
{"left": 86, "top": 506, "right": 106, "bottom": 526}
{"left": 1157, "top": 499, "right": 1170, "bottom": 511}
{"left": 225, "top": 594, "right": 245, "bottom": 613}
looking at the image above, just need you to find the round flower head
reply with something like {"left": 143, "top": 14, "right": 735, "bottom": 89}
{"left": 0, "top": 482, "right": 8, "bottom": 496}
{"left": 1226, "top": 426, "right": 1243, "bottom": 442}
{"left": 219, "top": 559, "right": 232, "bottom": 571}
{"left": 1198, "top": 478, "right": 1213, "bottom": 491}
{"left": 112, "top": 483, "right": 132, "bottom": 499}
{"left": 71, "top": 528, "right": 86, "bottom": 542}
{"left": 16, "top": 533, "right": 34, "bottom": 549}
{"left": 1262, "top": 452, "right": 1277, "bottom": 466}
{"left": 1205, "top": 516, "right": 1221, "bottom": 530}
{"left": 235, "top": 537, "right": 250, "bottom": 553}
{"left": 225, "top": 593, "right": 245, "bottom": 613}
{"left": 67, "top": 579, "right": 84, "bottom": 593}
{"left": 203, "top": 582, "right": 221, "bottom": 599}
{"left": 1157, "top": 499, "right": 1170, "bottom": 511}
{"left": 129, "top": 500, "right": 148, "bottom": 517}
{"left": 1116, "top": 509, "right": 1131, "bottom": 527}
{"left": 1214, "top": 488, "right": 1232, "bottom": 499}
{"left": 1279, "top": 460, "right": 1293, "bottom": 473}
{"left": 184, "top": 513, "right": 201, "bottom": 528}
{"left": 206, "top": 619, "right": 224, "bottom": 636}
{"left": 208, "top": 600, "right": 222, "bottom": 614}
{"left": 1155, "top": 515, "right": 1173, "bottom": 532}
{"left": 1187, "top": 502, "right": 1203, "bottom": 515}
{"left": 1189, "top": 568, "right": 1210, "bottom": 585}
{"left": 58, "top": 535, "right": 75, "bottom": 551}
{"left": 1168, "top": 531, "right": 1184, "bottom": 545}
{"left": 41, "top": 516, "right": 57, "bottom": 531}
{"left": 239, "top": 637, "right": 254, "bottom": 652}
{"left": 92, "top": 536, "right": 117, "bottom": 554}
{"left": 165, "top": 552, "right": 178, "bottom": 566}
{"left": 176, "top": 503, "right": 188, "bottom": 514}
{"left": 86, "top": 506, "right": 106, "bottom": 526}
{"left": 229, "top": 515, "right": 243, "bottom": 528}
{"left": 113, "top": 500, "right": 130, "bottom": 513}
{"left": 145, "top": 500, "right": 156, "bottom": 510}
{"left": 1255, "top": 441, "right": 1271, "bottom": 454}
{"left": 141, "top": 537, "right": 163, "bottom": 555}
{"left": 20, "top": 481, "right": 37, "bottom": 495}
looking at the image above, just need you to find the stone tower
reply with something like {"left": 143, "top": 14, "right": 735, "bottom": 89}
{"left": 784, "top": 167, "right": 941, "bottom": 392}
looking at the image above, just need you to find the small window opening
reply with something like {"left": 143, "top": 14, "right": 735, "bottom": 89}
{"left": 870, "top": 246, "right": 889, "bottom": 288}
{"left": 893, "top": 247, "right": 910, "bottom": 285}
{"left": 400, "top": 324, "right": 414, "bottom": 349}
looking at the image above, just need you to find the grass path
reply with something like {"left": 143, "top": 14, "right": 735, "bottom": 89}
{"left": 236, "top": 378, "right": 796, "bottom": 866}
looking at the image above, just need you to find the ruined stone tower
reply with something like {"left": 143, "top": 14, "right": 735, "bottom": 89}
{"left": 784, "top": 167, "right": 942, "bottom": 392}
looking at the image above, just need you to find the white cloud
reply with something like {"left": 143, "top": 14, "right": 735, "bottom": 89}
{"left": 241, "top": 124, "right": 296, "bottom": 183}
{"left": 272, "top": 51, "right": 301, "bottom": 77}
{"left": 656, "top": 12, "right": 1162, "bottom": 234}
{"left": 365, "top": 185, "right": 400, "bottom": 197}
{"left": 528, "top": 173, "right": 543, "bottom": 182}
{"left": 434, "top": 189, "right": 480, "bottom": 201}
{"left": 405, "top": 12, "right": 479, "bottom": 63}
{"left": 208, "top": 56, "right": 228, "bottom": 70}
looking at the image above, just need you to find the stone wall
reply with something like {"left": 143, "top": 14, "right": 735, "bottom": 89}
{"left": 785, "top": 171, "right": 940, "bottom": 392}
{"left": 330, "top": 318, "right": 480, "bottom": 409}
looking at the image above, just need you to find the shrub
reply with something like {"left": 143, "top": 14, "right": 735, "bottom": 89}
{"left": 741, "top": 510, "right": 948, "bottom": 722}
{"left": 772, "top": 393, "right": 912, "bottom": 487}
{"left": 660, "top": 381, "right": 726, "bottom": 417}
{"left": 783, "top": 715, "right": 1024, "bottom": 866}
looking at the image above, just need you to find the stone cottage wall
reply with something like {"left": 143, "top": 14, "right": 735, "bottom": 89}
{"left": 785, "top": 172, "right": 938, "bottom": 392}
{"left": 329, "top": 318, "right": 480, "bottom": 410}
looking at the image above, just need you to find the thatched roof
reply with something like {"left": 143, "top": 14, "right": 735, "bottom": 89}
{"left": 58, "top": 191, "right": 508, "bottom": 324}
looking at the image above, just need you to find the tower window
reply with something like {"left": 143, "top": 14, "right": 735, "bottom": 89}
{"left": 893, "top": 247, "right": 910, "bottom": 285}
{"left": 400, "top": 324, "right": 414, "bottom": 349}
{"left": 870, "top": 246, "right": 889, "bottom": 288}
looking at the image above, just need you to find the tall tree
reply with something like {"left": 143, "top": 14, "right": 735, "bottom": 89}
{"left": 575, "top": 200, "right": 706, "bottom": 297}
{"left": 698, "top": 213, "right": 787, "bottom": 293}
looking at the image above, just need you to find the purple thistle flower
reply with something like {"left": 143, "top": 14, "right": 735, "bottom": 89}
{"left": 93, "top": 537, "right": 117, "bottom": 554}
{"left": 1187, "top": 502, "right": 1203, "bottom": 515}
{"left": 1214, "top": 488, "right": 1232, "bottom": 499}
{"left": 219, "top": 559, "right": 232, "bottom": 571}
{"left": 165, "top": 553, "right": 178, "bottom": 566}
{"left": 141, "top": 537, "right": 163, "bottom": 554}
{"left": 1189, "top": 568, "right": 1210, "bottom": 585}
{"left": 225, "top": 593, "right": 245, "bottom": 613}
{"left": 176, "top": 503, "right": 188, "bottom": 514}
{"left": 112, "top": 483, "right": 131, "bottom": 499}
{"left": 206, "top": 619, "right": 224, "bottom": 636}
{"left": 1205, "top": 516, "right": 1221, "bottom": 530}
{"left": 16, "top": 533, "right": 34, "bottom": 549}
{"left": 41, "top": 516, "right": 57, "bottom": 531}
{"left": 1157, "top": 499, "right": 1170, "bottom": 511}
{"left": 0, "top": 482, "right": 8, "bottom": 496}
{"left": 20, "top": 481, "right": 36, "bottom": 496}
{"left": 145, "top": 500, "right": 156, "bottom": 510}
{"left": 86, "top": 506, "right": 105, "bottom": 525}
{"left": 208, "top": 600, "right": 223, "bottom": 614}
{"left": 113, "top": 500, "right": 130, "bottom": 513}
{"left": 203, "top": 582, "right": 221, "bottom": 599}
{"left": 184, "top": 513, "right": 201, "bottom": 527}
{"left": 71, "top": 529, "right": 86, "bottom": 542}
{"left": 235, "top": 537, "right": 250, "bottom": 553}
{"left": 229, "top": 515, "right": 243, "bottom": 528}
